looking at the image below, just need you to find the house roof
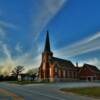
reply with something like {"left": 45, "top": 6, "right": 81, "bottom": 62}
{"left": 83, "top": 64, "right": 100, "bottom": 73}
{"left": 76, "top": 67, "right": 82, "bottom": 71}
{"left": 52, "top": 57, "right": 75, "bottom": 69}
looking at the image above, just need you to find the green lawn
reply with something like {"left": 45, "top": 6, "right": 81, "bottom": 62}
{"left": 60, "top": 87, "right": 100, "bottom": 99}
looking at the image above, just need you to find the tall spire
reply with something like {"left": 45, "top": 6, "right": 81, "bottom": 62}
{"left": 44, "top": 31, "right": 51, "bottom": 52}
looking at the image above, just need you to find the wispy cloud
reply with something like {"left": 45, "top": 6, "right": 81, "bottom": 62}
{"left": 15, "top": 43, "right": 23, "bottom": 53}
{"left": 54, "top": 32, "right": 100, "bottom": 58}
{"left": 78, "top": 58, "right": 100, "bottom": 68}
{"left": 0, "top": 21, "right": 18, "bottom": 30}
{"left": 14, "top": 54, "right": 41, "bottom": 72}
{"left": 0, "top": 0, "right": 67, "bottom": 75}
{"left": 20, "top": 0, "right": 67, "bottom": 69}
{"left": 0, "top": 20, "right": 18, "bottom": 40}
{"left": 32, "top": 0, "right": 67, "bottom": 40}
{"left": 0, "top": 43, "right": 15, "bottom": 75}
{"left": 1, "top": 43, "right": 40, "bottom": 70}
{"left": 2, "top": 44, "right": 13, "bottom": 64}
{"left": 0, "top": 27, "right": 6, "bottom": 38}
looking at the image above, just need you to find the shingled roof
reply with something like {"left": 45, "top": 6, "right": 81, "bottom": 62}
{"left": 52, "top": 57, "right": 75, "bottom": 69}
{"left": 83, "top": 64, "right": 100, "bottom": 73}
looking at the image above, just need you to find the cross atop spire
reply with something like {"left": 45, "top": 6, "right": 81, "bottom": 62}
{"left": 44, "top": 31, "right": 51, "bottom": 52}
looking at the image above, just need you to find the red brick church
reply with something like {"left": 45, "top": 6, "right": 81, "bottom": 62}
{"left": 39, "top": 32, "right": 100, "bottom": 82}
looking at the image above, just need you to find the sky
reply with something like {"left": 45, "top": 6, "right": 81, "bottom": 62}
{"left": 0, "top": 0, "right": 100, "bottom": 74}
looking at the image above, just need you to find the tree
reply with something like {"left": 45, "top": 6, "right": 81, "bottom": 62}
{"left": 12, "top": 66, "right": 24, "bottom": 80}
{"left": 0, "top": 75, "right": 4, "bottom": 81}
{"left": 26, "top": 68, "right": 38, "bottom": 81}
{"left": 31, "top": 73, "right": 37, "bottom": 81}
{"left": 26, "top": 68, "right": 38, "bottom": 75}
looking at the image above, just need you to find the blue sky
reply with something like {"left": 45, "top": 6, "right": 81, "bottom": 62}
{"left": 0, "top": 0, "right": 100, "bottom": 74}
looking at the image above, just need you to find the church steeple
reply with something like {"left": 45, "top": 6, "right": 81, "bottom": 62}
{"left": 44, "top": 31, "right": 51, "bottom": 52}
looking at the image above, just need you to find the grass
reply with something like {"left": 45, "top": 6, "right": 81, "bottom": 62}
{"left": 60, "top": 87, "right": 100, "bottom": 99}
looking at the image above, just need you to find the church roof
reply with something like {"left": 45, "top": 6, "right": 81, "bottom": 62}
{"left": 52, "top": 57, "right": 75, "bottom": 69}
{"left": 44, "top": 31, "right": 51, "bottom": 52}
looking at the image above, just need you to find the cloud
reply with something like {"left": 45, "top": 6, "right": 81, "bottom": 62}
{"left": 0, "top": 0, "right": 67, "bottom": 74}
{"left": 54, "top": 32, "right": 100, "bottom": 58}
{"left": 15, "top": 43, "right": 23, "bottom": 53}
{"left": 78, "top": 58, "right": 100, "bottom": 68}
{"left": 0, "top": 20, "right": 18, "bottom": 40}
{"left": 0, "top": 33, "right": 41, "bottom": 75}
{"left": 13, "top": 0, "right": 67, "bottom": 71}
{"left": 0, "top": 43, "right": 15, "bottom": 75}
{"left": 0, "top": 22, "right": 14, "bottom": 69}
{"left": 0, "top": 21, "right": 18, "bottom": 30}
{"left": 14, "top": 52, "right": 41, "bottom": 68}
{"left": 0, "top": 27, "right": 6, "bottom": 38}
{"left": 32, "top": 0, "right": 67, "bottom": 40}
{"left": 2, "top": 44, "right": 12, "bottom": 61}
{"left": 0, "top": 60, "right": 14, "bottom": 76}
{"left": 2, "top": 44, "right": 15, "bottom": 66}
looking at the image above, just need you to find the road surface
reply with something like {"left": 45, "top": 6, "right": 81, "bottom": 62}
{"left": 0, "top": 82, "right": 100, "bottom": 100}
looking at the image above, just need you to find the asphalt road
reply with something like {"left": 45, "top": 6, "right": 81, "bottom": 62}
{"left": 0, "top": 82, "right": 100, "bottom": 100}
